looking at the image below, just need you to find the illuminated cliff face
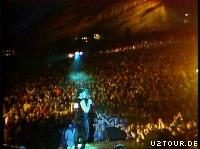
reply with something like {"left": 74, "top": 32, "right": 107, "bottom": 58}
{"left": 39, "top": 0, "right": 197, "bottom": 36}
{"left": 4, "top": 0, "right": 198, "bottom": 51}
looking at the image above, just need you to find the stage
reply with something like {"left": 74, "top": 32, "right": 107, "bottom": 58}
{"left": 3, "top": 140, "right": 151, "bottom": 149}
{"left": 3, "top": 140, "right": 198, "bottom": 149}
{"left": 58, "top": 140, "right": 152, "bottom": 149}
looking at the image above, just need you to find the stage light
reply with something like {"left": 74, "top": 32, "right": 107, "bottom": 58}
{"left": 75, "top": 52, "right": 79, "bottom": 56}
{"left": 79, "top": 52, "right": 83, "bottom": 55}
{"left": 68, "top": 53, "right": 74, "bottom": 58}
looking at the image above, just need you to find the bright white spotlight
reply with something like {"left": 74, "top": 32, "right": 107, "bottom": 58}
{"left": 75, "top": 52, "right": 79, "bottom": 56}
{"left": 79, "top": 52, "right": 83, "bottom": 55}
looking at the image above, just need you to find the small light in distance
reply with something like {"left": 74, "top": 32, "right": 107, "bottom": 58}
{"left": 79, "top": 52, "right": 83, "bottom": 55}
{"left": 185, "top": 13, "right": 189, "bottom": 16}
{"left": 94, "top": 34, "right": 100, "bottom": 40}
{"left": 196, "top": 68, "right": 198, "bottom": 73}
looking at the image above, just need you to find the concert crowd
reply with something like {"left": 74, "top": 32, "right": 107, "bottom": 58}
{"left": 3, "top": 33, "right": 198, "bottom": 149}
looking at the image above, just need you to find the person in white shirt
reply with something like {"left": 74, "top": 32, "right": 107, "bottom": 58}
{"left": 65, "top": 124, "right": 76, "bottom": 148}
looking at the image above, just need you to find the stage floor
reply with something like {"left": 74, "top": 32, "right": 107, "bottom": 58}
{"left": 59, "top": 140, "right": 152, "bottom": 149}
{"left": 3, "top": 140, "right": 152, "bottom": 149}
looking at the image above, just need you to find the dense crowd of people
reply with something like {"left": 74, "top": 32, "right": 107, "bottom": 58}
{"left": 3, "top": 33, "right": 198, "bottom": 149}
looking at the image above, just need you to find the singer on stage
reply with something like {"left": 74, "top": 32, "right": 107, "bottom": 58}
{"left": 73, "top": 88, "right": 93, "bottom": 149}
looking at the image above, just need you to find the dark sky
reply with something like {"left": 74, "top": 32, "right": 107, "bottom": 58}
{"left": 3, "top": 0, "right": 69, "bottom": 36}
